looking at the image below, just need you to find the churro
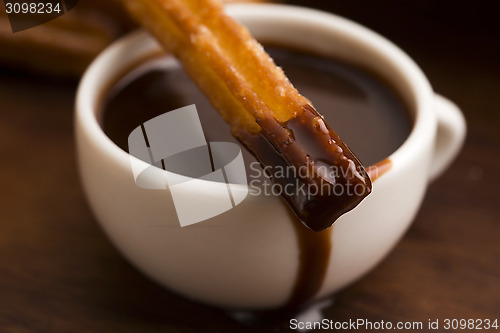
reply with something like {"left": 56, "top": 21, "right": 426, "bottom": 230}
{"left": 120, "top": 0, "right": 372, "bottom": 231}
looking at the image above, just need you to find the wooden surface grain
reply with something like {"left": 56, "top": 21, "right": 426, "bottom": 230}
{"left": 0, "top": 1, "right": 499, "bottom": 332}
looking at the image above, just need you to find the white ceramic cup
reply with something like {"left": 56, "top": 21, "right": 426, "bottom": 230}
{"left": 76, "top": 4, "right": 466, "bottom": 310}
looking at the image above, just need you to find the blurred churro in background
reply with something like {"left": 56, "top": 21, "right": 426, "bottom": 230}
{"left": 0, "top": 0, "right": 265, "bottom": 77}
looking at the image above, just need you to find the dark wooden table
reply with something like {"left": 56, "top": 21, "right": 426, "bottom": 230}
{"left": 1, "top": 1, "right": 499, "bottom": 332}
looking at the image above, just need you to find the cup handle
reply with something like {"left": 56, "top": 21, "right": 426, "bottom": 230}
{"left": 429, "top": 94, "right": 466, "bottom": 182}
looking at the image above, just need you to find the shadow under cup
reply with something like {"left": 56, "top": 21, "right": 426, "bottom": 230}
{"left": 76, "top": 4, "right": 441, "bottom": 311}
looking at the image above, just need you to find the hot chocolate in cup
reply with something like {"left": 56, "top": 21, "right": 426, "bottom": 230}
{"left": 76, "top": 4, "right": 465, "bottom": 310}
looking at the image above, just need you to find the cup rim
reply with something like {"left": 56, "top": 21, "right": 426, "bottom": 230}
{"left": 76, "top": 3, "right": 434, "bottom": 186}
